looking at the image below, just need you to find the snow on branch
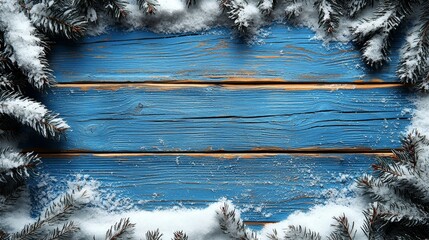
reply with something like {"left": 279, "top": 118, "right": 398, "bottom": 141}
{"left": 258, "top": 0, "right": 274, "bottom": 15}
{"left": 352, "top": 0, "right": 419, "bottom": 68}
{"left": 314, "top": 0, "right": 343, "bottom": 34}
{"left": 0, "top": 0, "right": 53, "bottom": 90}
{"left": 105, "top": 217, "right": 135, "bottom": 240}
{"left": 223, "top": 0, "right": 263, "bottom": 36}
{"left": 28, "top": 0, "right": 87, "bottom": 40}
{"left": 137, "top": 0, "right": 158, "bottom": 14}
{"left": 328, "top": 214, "right": 357, "bottom": 240}
{"left": 0, "top": 91, "right": 69, "bottom": 139}
{"left": 42, "top": 221, "right": 79, "bottom": 240}
{"left": 397, "top": 2, "right": 429, "bottom": 89}
{"left": 216, "top": 202, "right": 258, "bottom": 240}
{"left": 10, "top": 187, "right": 89, "bottom": 240}
{"left": 0, "top": 148, "right": 40, "bottom": 196}
{"left": 347, "top": 0, "right": 373, "bottom": 17}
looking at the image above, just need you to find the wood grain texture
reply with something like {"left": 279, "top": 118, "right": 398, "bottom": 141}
{"left": 35, "top": 153, "right": 377, "bottom": 222}
{"left": 28, "top": 85, "right": 412, "bottom": 152}
{"left": 48, "top": 25, "right": 402, "bottom": 83}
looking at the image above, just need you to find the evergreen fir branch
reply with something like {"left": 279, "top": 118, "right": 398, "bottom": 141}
{"left": 0, "top": 0, "right": 54, "bottom": 90}
{"left": 105, "top": 217, "right": 135, "bottom": 240}
{"left": 328, "top": 214, "right": 356, "bottom": 240}
{"left": 373, "top": 158, "right": 427, "bottom": 204}
{"left": 11, "top": 189, "right": 88, "bottom": 240}
{"left": 258, "top": 0, "right": 274, "bottom": 15}
{"left": 0, "top": 149, "right": 40, "bottom": 196}
{"left": 0, "top": 74, "right": 15, "bottom": 90}
{"left": 347, "top": 0, "right": 373, "bottom": 17}
{"left": 284, "top": 225, "right": 321, "bottom": 240}
{"left": 224, "top": 0, "right": 261, "bottom": 37}
{"left": 0, "top": 91, "right": 69, "bottom": 139}
{"left": 42, "top": 221, "right": 79, "bottom": 240}
{"left": 105, "top": 0, "right": 129, "bottom": 20}
{"left": 266, "top": 229, "right": 280, "bottom": 240}
{"left": 397, "top": 1, "right": 429, "bottom": 86}
{"left": 217, "top": 202, "right": 258, "bottom": 240}
{"left": 172, "top": 231, "right": 188, "bottom": 240}
{"left": 0, "top": 33, "right": 14, "bottom": 73}
{"left": 29, "top": 1, "right": 87, "bottom": 40}
{"left": 145, "top": 229, "right": 162, "bottom": 240}
{"left": 352, "top": 0, "right": 419, "bottom": 68}
{"left": 186, "top": 0, "right": 197, "bottom": 8}
{"left": 361, "top": 203, "right": 388, "bottom": 240}
{"left": 356, "top": 175, "right": 389, "bottom": 203}
{"left": 0, "top": 229, "right": 8, "bottom": 240}
{"left": 314, "top": 0, "right": 343, "bottom": 34}
{"left": 398, "top": 130, "right": 428, "bottom": 168}
{"left": 284, "top": 0, "right": 305, "bottom": 20}
{"left": 137, "top": 0, "right": 158, "bottom": 14}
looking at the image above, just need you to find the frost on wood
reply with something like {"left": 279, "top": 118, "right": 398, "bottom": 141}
{"left": 0, "top": 0, "right": 52, "bottom": 89}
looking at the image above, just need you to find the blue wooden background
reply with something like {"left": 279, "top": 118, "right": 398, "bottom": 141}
{"left": 29, "top": 25, "right": 412, "bottom": 225}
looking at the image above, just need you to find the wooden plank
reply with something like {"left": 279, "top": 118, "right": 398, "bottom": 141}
{"left": 33, "top": 153, "right": 378, "bottom": 222}
{"left": 28, "top": 85, "right": 411, "bottom": 152}
{"left": 48, "top": 25, "right": 402, "bottom": 83}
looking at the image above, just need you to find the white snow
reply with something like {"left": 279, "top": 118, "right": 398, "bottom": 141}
{"left": 0, "top": 0, "right": 51, "bottom": 89}
{"left": 0, "top": 92, "right": 70, "bottom": 138}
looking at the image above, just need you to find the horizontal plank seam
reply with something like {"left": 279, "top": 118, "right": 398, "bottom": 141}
{"left": 53, "top": 82, "right": 406, "bottom": 91}
{"left": 54, "top": 81, "right": 404, "bottom": 85}
{"left": 33, "top": 149, "right": 398, "bottom": 156}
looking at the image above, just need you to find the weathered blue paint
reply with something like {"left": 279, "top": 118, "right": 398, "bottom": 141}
{"left": 30, "top": 26, "right": 412, "bottom": 225}
{"left": 29, "top": 86, "right": 412, "bottom": 152}
{"left": 48, "top": 25, "right": 402, "bottom": 83}
{"left": 35, "top": 153, "right": 373, "bottom": 222}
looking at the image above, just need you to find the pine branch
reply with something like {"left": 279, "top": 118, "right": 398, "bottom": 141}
{"left": 0, "top": 229, "right": 9, "bottom": 240}
{"left": 266, "top": 229, "right": 280, "bottom": 240}
{"left": 42, "top": 221, "right": 79, "bottom": 240}
{"left": 328, "top": 214, "right": 356, "bottom": 240}
{"left": 0, "top": 91, "right": 69, "bottom": 139}
{"left": 362, "top": 204, "right": 388, "bottom": 240}
{"left": 0, "top": 73, "right": 15, "bottom": 90}
{"left": 186, "top": 0, "right": 197, "bottom": 8}
{"left": 356, "top": 174, "right": 398, "bottom": 204}
{"left": 258, "top": 0, "right": 274, "bottom": 15}
{"left": 172, "top": 231, "right": 188, "bottom": 240}
{"left": 145, "top": 229, "right": 162, "bottom": 240}
{"left": 217, "top": 202, "right": 258, "bottom": 240}
{"left": 11, "top": 189, "right": 88, "bottom": 240}
{"left": 397, "top": 2, "right": 429, "bottom": 86}
{"left": 314, "top": 0, "right": 343, "bottom": 34}
{"left": 284, "top": 225, "right": 321, "bottom": 240}
{"left": 137, "top": 0, "right": 158, "bottom": 14}
{"left": 105, "top": 0, "right": 129, "bottom": 20}
{"left": 223, "top": 0, "right": 261, "bottom": 37}
{"left": 29, "top": 0, "right": 87, "bottom": 40}
{"left": 352, "top": 0, "right": 419, "bottom": 68}
{"left": 284, "top": 0, "right": 306, "bottom": 20}
{"left": 0, "top": 148, "right": 40, "bottom": 196}
{"left": 105, "top": 218, "right": 135, "bottom": 240}
{"left": 347, "top": 0, "right": 373, "bottom": 17}
{"left": 0, "top": 0, "right": 54, "bottom": 90}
